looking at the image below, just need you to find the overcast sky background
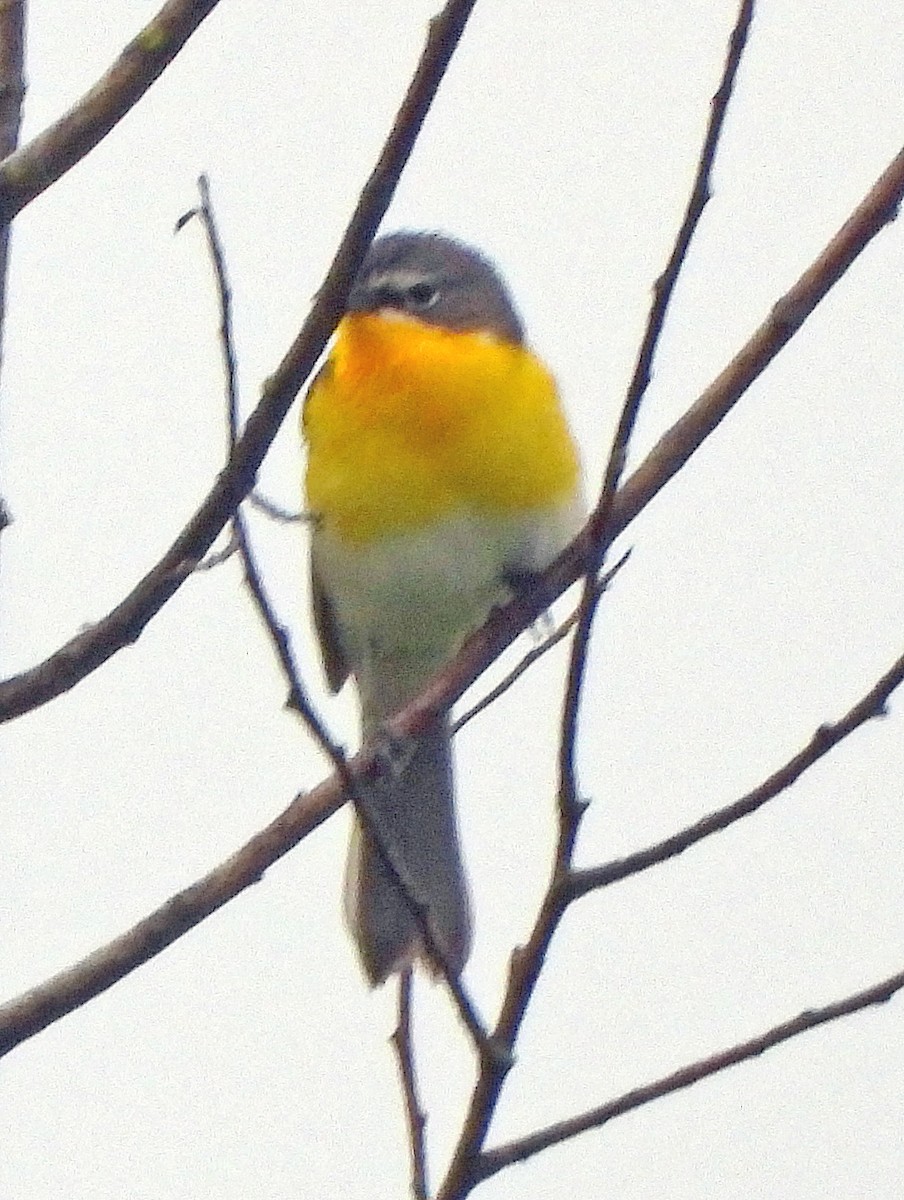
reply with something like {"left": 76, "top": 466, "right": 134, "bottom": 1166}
{"left": 1, "top": 3, "right": 903, "bottom": 1197}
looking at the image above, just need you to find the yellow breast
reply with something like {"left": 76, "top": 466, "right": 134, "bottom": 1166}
{"left": 303, "top": 313, "right": 580, "bottom": 545}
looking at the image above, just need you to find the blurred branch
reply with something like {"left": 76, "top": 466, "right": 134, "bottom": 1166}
{"left": 475, "top": 965, "right": 904, "bottom": 1180}
{"left": 391, "top": 970, "right": 429, "bottom": 1200}
{"left": 188, "top": 174, "right": 328, "bottom": 737}
{"left": 452, "top": 549, "right": 631, "bottom": 734}
{"left": 0, "top": 0, "right": 223, "bottom": 228}
{"left": 568, "top": 647, "right": 904, "bottom": 899}
{"left": 0, "top": 765, "right": 349, "bottom": 1056}
{"left": 0, "top": 0, "right": 25, "bottom": 554}
{"left": 0, "top": 0, "right": 480, "bottom": 724}
{"left": 246, "top": 490, "right": 305, "bottom": 523}
{"left": 196, "top": 528, "right": 240, "bottom": 570}
{"left": 0, "top": 0, "right": 23, "bottom": 335}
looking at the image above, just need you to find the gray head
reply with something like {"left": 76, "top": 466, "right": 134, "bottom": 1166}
{"left": 346, "top": 232, "right": 524, "bottom": 345}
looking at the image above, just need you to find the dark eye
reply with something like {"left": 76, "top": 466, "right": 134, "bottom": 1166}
{"left": 405, "top": 281, "right": 439, "bottom": 308}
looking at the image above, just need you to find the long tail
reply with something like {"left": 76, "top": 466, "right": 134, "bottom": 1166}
{"left": 343, "top": 713, "right": 472, "bottom": 986}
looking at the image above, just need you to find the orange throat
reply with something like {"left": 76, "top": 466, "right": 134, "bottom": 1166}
{"left": 303, "top": 312, "right": 581, "bottom": 544}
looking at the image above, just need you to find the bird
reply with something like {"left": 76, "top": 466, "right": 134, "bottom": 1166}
{"left": 303, "top": 231, "right": 583, "bottom": 985}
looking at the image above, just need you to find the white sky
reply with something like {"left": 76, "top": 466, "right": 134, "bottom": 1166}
{"left": 2, "top": 2, "right": 903, "bottom": 1197}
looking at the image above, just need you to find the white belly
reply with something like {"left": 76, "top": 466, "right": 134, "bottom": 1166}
{"left": 313, "top": 496, "right": 582, "bottom": 705}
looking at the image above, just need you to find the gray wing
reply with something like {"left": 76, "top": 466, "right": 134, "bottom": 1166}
{"left": 311, "top": 556, "right": 349, "bottom": 694}
{"left": 304, "top": 357, "right": 349, "bottom": 694}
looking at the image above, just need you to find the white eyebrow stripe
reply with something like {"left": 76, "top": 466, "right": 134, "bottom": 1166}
{"left": 366, "top": 268, "right": 436, "bottom": 291}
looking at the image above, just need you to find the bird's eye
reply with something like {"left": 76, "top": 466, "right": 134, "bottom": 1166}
{"left": 405, "top": 281, "right": 439, "bottom": 308}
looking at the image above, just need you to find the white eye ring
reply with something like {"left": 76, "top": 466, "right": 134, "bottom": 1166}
{"left": 405, "top": 282, "right": 439, "bottom": 308}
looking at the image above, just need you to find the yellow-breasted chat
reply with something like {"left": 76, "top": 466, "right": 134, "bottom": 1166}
{"left": 303, "top": 232, "right": 583, "bottom": 985}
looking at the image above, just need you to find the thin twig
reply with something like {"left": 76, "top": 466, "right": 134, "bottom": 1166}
{"left": 452, "top": 550, "right": 631, "bottom": 734}
{"left": 391, "top": 970, "right": 429, "bottom": 1200}
{"left": 247, "top": 490, "right": 306, "bottom": 523}
{"left": 453, "top": 613, "right": 577, "bottom": 734}
{"left": 568, "top": 647, "right": 904, "bottom": 899}
{"left": 196, "top": 529, "right": 240, "bottom": 570}
{"left": 190, "top": 176, "right": 326, "bottom": 730}
{"left": 476, "top": 965, "right": 904, "bottom": 1179}
{"left": 0, "top": 0, "right": 480, "bottom": 724}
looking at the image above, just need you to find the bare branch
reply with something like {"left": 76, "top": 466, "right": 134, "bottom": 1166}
{"left": 0, "top": 0, "right": 24, "bottom": 334}
{"left": 452, "top": 550, "right": 631, "bottom": 735}
{"left": 391, "top": 970, "right": 429, "bottom": 1200}
{"left": 568, "top": 647, "right": 904, "bottom": 899}
{"left": 0, "top": 0, "right": 480, "bottom": 725}
{"left": 246, "top": 490, "right": 306, "bottom": 523}
{"left": 0, "top": 768, "right": 347, "bottom": 1056}
{"left": 0, "top": 0, "right": 222, "bottom": 228}
{"left": 0, "top": 0, "right": 25, "bottom": 552}
{"left": 611, "top": 141, "right": 904, "bottom": 543}
{"left": 190, "top": 173, "right": 342, "bottom": 752}
{"left": 476, "top": 966, "right": 904, "bottom": 1180}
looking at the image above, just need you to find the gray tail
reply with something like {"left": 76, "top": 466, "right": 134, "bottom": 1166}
{"left": 343, "top": 715, "right": 472, "bottom": 986}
